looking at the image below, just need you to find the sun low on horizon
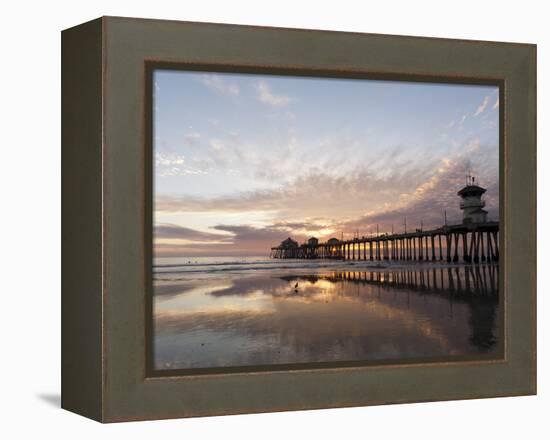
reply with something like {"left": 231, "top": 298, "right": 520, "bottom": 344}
{"left": 153, "top": 70, "right": 499, "bottom": 258}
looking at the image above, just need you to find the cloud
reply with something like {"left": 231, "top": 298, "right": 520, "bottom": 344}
{"left": 213, "top": 224, "right": 293, "bottom": 244}
{"left": 155, "top": 151, "right": 210, "bottom": 177}
{"left": 155, "top": 223, "right": 304, "bottom": 257}
{"left": 338, "top": 152, "right": 499, "bottom": 235}
{"left": 153, "top": 219, "right": 339, "bottom": 257}
{"left": 155, "top": 149, "right": 498, "bottom": 255}
{"left": 183, "top": 132, "right": 201, "bottom": 143}
{"left": 154, "top": 223, "right": 230, "bottom": 242}
{"left": 255, "top": 80, "right": 292, "bottom": 107}
{"left": 270, "top": 220, "right": 329, "bottom": 232}
{"left": 474, "top": 96, "right": 490, "bottom": 116}
{"left": 493, "top": 96, "right": 499, "bottom": 110}
{"left": 199, "top": 74, "right": 240, "bottom": 96}
{"left": 155, "top": 152, "right": 185, "bottom": 166}
{"left": 155, "top": 153, "right": 438, "bottom": 220}
{"left": 157, "top": 167, "right": 208, "bottom": 177}
{"left": 156, "top": 133, "right": 498, "bottom": 241}
{"left": 154, "top": 132, "right": 498, "bottom": 255}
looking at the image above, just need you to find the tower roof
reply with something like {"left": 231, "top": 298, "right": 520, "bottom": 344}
{"left": 281, "top": 237, "right": 298, "bottom": 248}
{"left": 457, "top": 184, "right": 486, "bottom": 197}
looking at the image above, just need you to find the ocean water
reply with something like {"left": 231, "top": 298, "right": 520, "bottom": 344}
{"left": 154, "top": 256, "right": 394, "bottom": 279}
{"left": 153, "top": 257, "right": 500, "bottom": 371}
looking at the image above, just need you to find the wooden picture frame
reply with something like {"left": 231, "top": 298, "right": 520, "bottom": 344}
{"left": 62, "top": 16, "right": 536, "bottom": 422}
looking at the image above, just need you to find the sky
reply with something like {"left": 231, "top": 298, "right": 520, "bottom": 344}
{"left": 153, "top": 69, "right": 499, "bottom": 257}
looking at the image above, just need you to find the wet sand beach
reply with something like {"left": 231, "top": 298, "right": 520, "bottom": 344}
{"left": 153, "top": 259, "right": 500, "bottom": 370}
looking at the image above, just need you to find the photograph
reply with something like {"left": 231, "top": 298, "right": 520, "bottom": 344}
{"left": 151, "top": 70, "right": 501, "bottom": 372}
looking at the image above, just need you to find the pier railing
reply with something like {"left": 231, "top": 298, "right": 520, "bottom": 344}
{"left": 270, "top": 221, "right": 499, "bottom": 264}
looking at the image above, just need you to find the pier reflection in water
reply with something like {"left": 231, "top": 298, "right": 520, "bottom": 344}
{"left": 153, "top": 264, "right": 500, "bottom": 370}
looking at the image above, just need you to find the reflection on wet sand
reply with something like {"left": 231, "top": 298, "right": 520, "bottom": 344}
{"left": 154, "top": 264, "right": 500, "bottom": 370}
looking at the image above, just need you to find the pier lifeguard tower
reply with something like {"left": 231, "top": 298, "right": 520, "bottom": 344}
{"left": 457, "top": 175, "right": 488, "bottom": 224}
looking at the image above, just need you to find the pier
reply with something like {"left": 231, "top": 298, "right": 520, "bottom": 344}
{"left": 270, "top": 222, "right": 499, "bottom": 263}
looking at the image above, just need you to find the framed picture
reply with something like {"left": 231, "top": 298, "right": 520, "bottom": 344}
{"left": 62, "top": 16, "right": 536, "bottom": 422}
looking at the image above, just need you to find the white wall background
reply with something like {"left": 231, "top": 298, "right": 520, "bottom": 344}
{"left": 0, "top": 0, "right": 546, "bottom": 437}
